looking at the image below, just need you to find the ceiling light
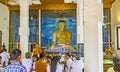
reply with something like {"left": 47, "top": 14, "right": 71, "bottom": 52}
{"left": 8, "top": 0, "right": 41, "bottom": 5}
{"left": 64, "top": 0, "right": 77, "bottom": 3}
{"left": 8, "top": 0, "right": 19, "bottom": 5}
{"left": 32, "top": 0, "right": 41, "bottom": 4}
{"left": 64, "top": 0, "right": 72, "bottom": 3}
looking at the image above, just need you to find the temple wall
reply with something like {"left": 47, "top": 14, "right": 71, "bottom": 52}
{"left": 111, "top": 0, "right": 120, "bottom": 57}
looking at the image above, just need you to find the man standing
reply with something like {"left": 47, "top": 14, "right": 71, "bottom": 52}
{"left": 0, "top": 49, "right": 10, "bottom": 66}
{"left": 2, "top": 49, "right": 27, "bottom": 72}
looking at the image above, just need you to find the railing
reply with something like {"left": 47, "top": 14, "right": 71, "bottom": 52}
{"left": 9, "top": 42, "right": 36, "bottom": 52}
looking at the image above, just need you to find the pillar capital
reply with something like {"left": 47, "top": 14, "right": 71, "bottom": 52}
{"left": 19, "top": 0, "right": 30, "bottom": 6}
{"left": 103, "top": 0, "right": 116, "bottom": 8}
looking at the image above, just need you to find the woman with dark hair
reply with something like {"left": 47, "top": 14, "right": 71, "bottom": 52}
{"left": 32, "top": 54, "right": 39, "bottom": 72}
{"left": 22, "top": 52, "right": 33, "bottom": 72}
{"left": 64, "top": 53, "right": 73, "bottom": 72}
{"left": 49, "top": 56, "right": 64, "bottom": 72}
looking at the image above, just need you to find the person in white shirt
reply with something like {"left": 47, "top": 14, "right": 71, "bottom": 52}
{"left": 56, "top": 61, "right": 64, "bottom": 72}
{"left": 0, "top": 49, "right": 10, "bottom": 66}
{"left": 22, "top": 52, "right": 33, "bottom": 72}
{"left": 0, "top": 56, "right": 4, "bottom": 71}
{"left": 70, "top": 56, "right": 84, "bottom": 72}
{"left": 64, "top": 53, "right": 73, "bottom": 72}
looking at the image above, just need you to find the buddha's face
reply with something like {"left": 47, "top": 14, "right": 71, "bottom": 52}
{"left": 35, "top": 43, "right": 39, "bottom": 48}
{"left": 58, "top": 22, "right": 65, "bottom": 31}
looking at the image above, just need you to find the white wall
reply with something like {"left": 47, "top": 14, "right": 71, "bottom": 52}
{"left": 0, "top": 3, "right": 9, "bottom": 50}
{"left": 111, "top": 0, "right": 120, "bottom": 57}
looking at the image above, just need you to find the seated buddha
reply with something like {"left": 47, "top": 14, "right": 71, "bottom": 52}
{"left": 51, "top": 20, "right": 74, "bottom": 50}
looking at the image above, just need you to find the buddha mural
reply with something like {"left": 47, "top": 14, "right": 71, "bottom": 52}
{"left": 41, "top": 10, "right": 76, "bottom": 49}
{"left": 51, "top": 20, "right": 74, "bottom": 50}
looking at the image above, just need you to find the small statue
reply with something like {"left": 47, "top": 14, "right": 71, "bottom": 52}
{"left": 104, "top": 45, "right": 113, "bottom": 59}
{"left": 32, "top": 43, "right": 42, "bottom": 56}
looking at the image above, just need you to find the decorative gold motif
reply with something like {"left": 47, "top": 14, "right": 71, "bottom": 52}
{"left": 0, "top": 0, "right": 9, "bottom": 5}
{"left": 40, "top": 0, "right": 64, "bottom": 4}
{"left": 103, "top": 0, "right": 116, "bottom": 8}
{"left": 9, "top": 5, "right": 19, "bottom": 10}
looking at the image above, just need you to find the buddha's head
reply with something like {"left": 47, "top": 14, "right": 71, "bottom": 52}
{"left": 35, "top": 43, "right": 39, "bottom": 48}
{"left": 58, "top": 20, "right": 66, "bottom": 31}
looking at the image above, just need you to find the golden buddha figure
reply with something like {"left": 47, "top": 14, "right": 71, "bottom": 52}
{"left": 52, "top": 20, "right": 74, "bottom": 49}
{"left": 104, "top": 45, "right": 113, "bottom": 59}
{"left": 32, "top": 43, "right": 42, "bottom": 55}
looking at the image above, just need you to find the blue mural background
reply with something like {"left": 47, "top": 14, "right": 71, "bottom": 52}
{"left": 41, "top": 18, "right": 76, "bottom": 48}
{"left": 11, "top": 11, "right": 20, "bottom": 42}
{"left": 29, "top": 18, "right": 38, "bottom": 42}
{"left": 10, "top": 11, "right": 38, "bottom": 43}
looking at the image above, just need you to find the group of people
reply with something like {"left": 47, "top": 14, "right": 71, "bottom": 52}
{"left": 0, "top": 47, "right": 84, "bottom": 72}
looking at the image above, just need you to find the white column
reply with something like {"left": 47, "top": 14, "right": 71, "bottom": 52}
{"left": 84, "top": 0, "right": 103, "bottom": 72}
{"left": 77, "top": 0, "right": 84, "bottom": 57}
{"left": 19, "top": 0, "right": 29, "bottom": 58}
{"left": 77, "top": 0, "right": 83, "bottom": 43}
{"left": 98, "top": 22, "right": 103, "bottom": 72}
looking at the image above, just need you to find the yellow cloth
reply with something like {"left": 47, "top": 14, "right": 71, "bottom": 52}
{"left": 35, "top": 59, "right": 47, "bottom": 72}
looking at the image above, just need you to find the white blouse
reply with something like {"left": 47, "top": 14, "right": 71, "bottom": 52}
{"left": 70, "top": 60, "right": 84, "bottom": 72}
{"left": 22, "top": 58, "right": 33, "bottom": 72}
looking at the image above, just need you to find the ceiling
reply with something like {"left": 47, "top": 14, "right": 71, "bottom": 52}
{"left": 0, "top": 0, "right": 116, "bottom": 6}
{"left": 0, "top": 0, "right": 64, "bottom": 5}
{"left": 0, "top": 0, "right": 76, "bottom": 10}
{"left": 0, "top": 0, "right": 116, "bottom": 9}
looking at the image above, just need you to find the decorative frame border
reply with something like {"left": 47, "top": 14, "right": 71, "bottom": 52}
{"left": 117, "top": 27, "right": 120, "bottom": 50}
